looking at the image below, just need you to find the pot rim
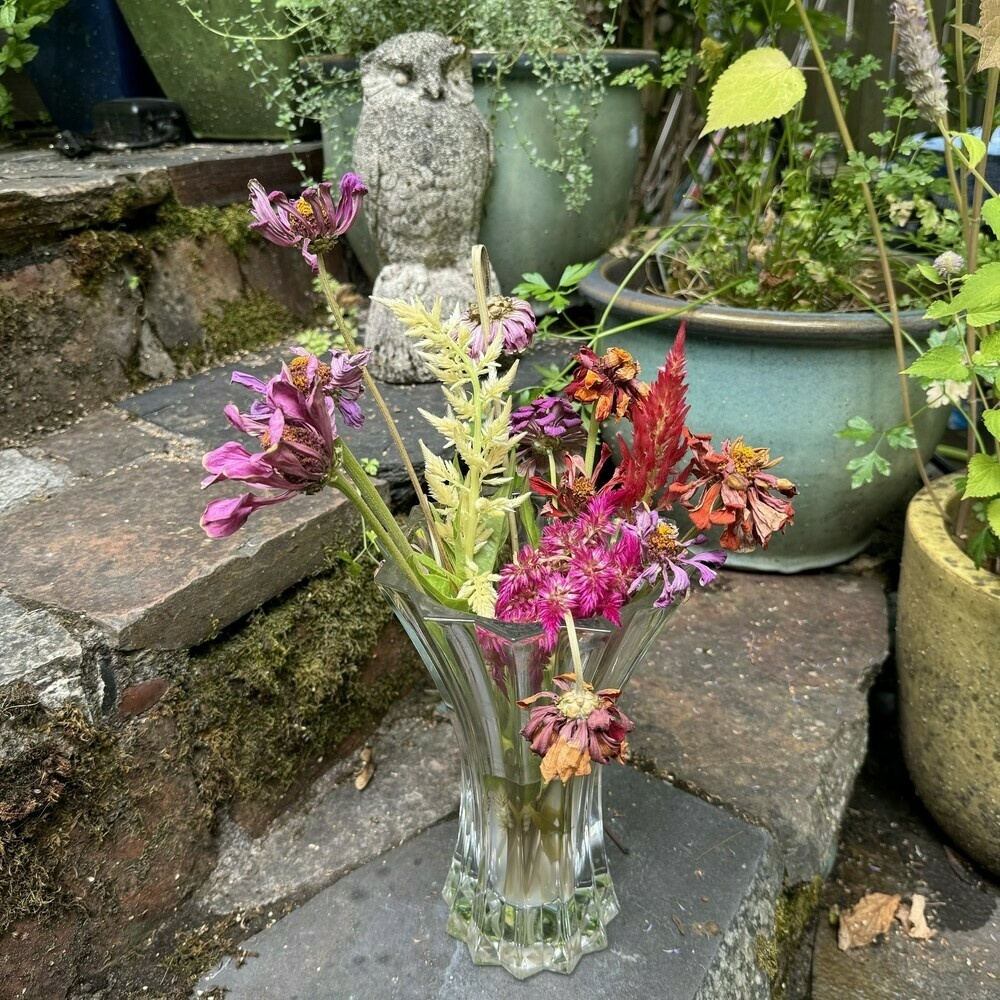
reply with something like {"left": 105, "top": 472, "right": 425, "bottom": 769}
{"left": 309, "top": 47, "right": 658, "bottom": 77}
{"left": 907, "top": 473, "right": 1000, "bottom": 594}
{"left": 579, "top": 253, "right": 939, "bottom": 345}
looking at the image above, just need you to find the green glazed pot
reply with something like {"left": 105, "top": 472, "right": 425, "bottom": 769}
{"left": 316, "top": 50, "right": 657, "bottom": 291}
{"left": 579, "top": 254, "right": 949, "bottom": 573}
{"left": 115, "top": 0, "right": 301, "bottom": 140}
{"left": 897, "top": 475, "right": 1000, "bottom": 876}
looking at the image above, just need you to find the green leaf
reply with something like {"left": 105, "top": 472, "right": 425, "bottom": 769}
{"left": 700, "top": 48, "right": 807, "bottom": 136}
{"left": 835, "top": 415, "right": 875, "bottom": 443}
{"left": 975, "top": 330, "right": 1000, "bottom": 362}
{"left": 950, "top": 131, "right": 988, "bottom": 169}
{"left": 903, "top": 344, "right": 970, "bottom": 381}
{"left": 987, "top": 497, "right": 1000, "bottom": 538}
{"left": 983, "top": 409, "right": 1000, "bottom": 438}
{"left": 557, "top": 261, "right": 597, "bottom": 287}
{"left": 982, "top": 198, "right": 1000, "bottom": 238}
{"left": 915, "top": 262, "right": 945, "bottom": 285}
{"left": 846, "top": 450, "right": 891, "bottom": 487}
{"left": 964, "top": 453, "right": 1000, "bottom": 497}
{"left": 886, "top": 423, "right": 917, "bottom": 450}
{"left": 923, "top": 261, "right": 1000, "bottom": 325}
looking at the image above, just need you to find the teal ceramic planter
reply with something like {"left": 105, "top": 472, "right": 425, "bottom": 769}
{"left": 317, "top": 49, "right": 657, "bottom": 291}
{"left": 115, "top": 0, "right": 301, "bottom": 140}
{"left": 580, "top": 255, "right": 949, "bottom": 573}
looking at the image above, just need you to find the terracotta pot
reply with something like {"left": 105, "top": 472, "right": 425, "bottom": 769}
{"left": 897, "top": 474, "right": 1000, "bottom": 875}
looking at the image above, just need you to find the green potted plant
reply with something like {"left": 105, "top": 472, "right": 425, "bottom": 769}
{"left": 164, "top": 0, "right": 658, "bottom": 290}
{"left": 690, "top": 0, "right": 1000, "bottom": 874}
{"left": 580, "top": 0, "right": 957, "bottom": 572}
{"left": 0, "top": 0, "right": 70, "bottom": 128}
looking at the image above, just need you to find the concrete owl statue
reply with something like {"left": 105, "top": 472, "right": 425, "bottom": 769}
{"left": 352, "top": 32, "right": 498, "bottom": 382}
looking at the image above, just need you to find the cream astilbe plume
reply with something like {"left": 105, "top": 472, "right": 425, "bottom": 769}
{"left": 381, "top": 296, "right": 528, "bottom": 615}
{"left": 892, "top": 0, "right": 949, "bottom": 124}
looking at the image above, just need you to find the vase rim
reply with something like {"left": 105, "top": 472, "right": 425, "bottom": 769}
{"left": 374, "top": 556, "right": 670, "bottom": 639}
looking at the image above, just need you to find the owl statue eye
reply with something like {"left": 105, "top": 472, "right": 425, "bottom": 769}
{"left": 392, "top": 67, "right": 412, "bottom": 87}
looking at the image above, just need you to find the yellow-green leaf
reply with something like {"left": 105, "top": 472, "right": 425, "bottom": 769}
{"left": 951, "top": 131, "right": 987, "bottom": 169}
{"left": 978, "top": 0, "right": 1000, "bottom": 70}
{"left": 983, "top": 408, "right": 1000, "bottom": 438}
{"left": 987, "top": 497, "right": 1000, "bottom": 536}
{"left": 982, "top": 197, "right": 1000, "bottom": 237}
{"left": 965, "top": 453, "right": 1000, "bottom": 497}
{"left": 700, "top": 48, "right": 807, "bottom": 137}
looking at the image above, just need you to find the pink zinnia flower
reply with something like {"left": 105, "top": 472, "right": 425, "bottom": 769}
{"left": 248, "top": 173, "right": 367, "bottom": 272}
{"left": 518, "top": 674, "right": 635, "bottom": 783}
{"left": 200, "top": 373, "right": 337, "bottom": 537}
{"left": 459, "top": 294, "right": 536, "bottom": 359}
{"left": 288, "top": 348, "right": 370, "bottom": 428}
{"left": 508, "top": 396, "right": 587, "bottom": 476}
{"left": 622, "top": 508, "right": 726, "bottom": 608}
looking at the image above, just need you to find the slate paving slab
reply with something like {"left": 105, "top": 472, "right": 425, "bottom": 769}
{"left": 0, "top": 448, "right": 72, "bottom": 515}
{"left": 0, "top": 457, "right": 370, "bottom": 650}
{"left": 195, "top": 765, "right": 782, "bottom": 1000}
{"left": 627, "top": 571, "right": 888, "bottom": 884}
{"left": 809, "top": 693, "right": 1000, "bottom": 999}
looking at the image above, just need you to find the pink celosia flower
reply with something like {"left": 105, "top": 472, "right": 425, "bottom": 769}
{"left": 518, "top": 674, "right": 635, "bottom": 783}
{"left": 622, "top": 508, "right": 726, "bottom": 607}
{"left": 669, "top": 432, "right": 797, "bottom": 552}
{"left": 495, "top": 500, "right": 641, "bottom": 644}
{"left": 508, "top": 396, "right": 587, "bottom": 476}
{"left": 565, "top": 346, "right": 649, "bottom": 421}
{"left": 460, "top": 294, "right": 536, "bottom": 358}
{"left": 248, "top": 173, "right": 367, "bottom": 272}
{"left": 200, "top": 374, "right": 337, "bottom": 537}
{"left": 613, "top": 326, "right": 690, "bottom": 512}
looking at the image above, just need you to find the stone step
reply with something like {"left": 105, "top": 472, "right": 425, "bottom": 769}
{"left": 194, "top": 764, "right": 783, "bottom": 1000}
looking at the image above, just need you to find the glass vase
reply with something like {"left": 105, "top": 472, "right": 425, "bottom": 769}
{"left": 375, "top": 557, "right": 676, "bottom": 979}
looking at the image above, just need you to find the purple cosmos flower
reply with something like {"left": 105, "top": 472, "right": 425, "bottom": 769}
{"left": 509, "top": 396, "right": 587, "bottom": 476}
{"left": 248, "top": 173, "right": 368, "bottom": 272}
{"left": 621, "top": 508, "right": 726, "bottom": 608}
{"left": 459, "top": 294, "right": 536, "bottom": 359}
{"left": 518, "top": 674, "right": 635, "bottom": 783}
{"left": 200, "top": 374, "right": 338, "bottom": 537}
{"left": 288, "top": 348, "right": 370, "bottom": 429}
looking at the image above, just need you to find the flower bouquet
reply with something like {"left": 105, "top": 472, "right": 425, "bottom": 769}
{"left": 198, "top": 173, "right": 797, "bottom": 977}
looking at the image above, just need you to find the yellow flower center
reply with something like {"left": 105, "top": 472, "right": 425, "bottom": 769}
{"left": 730, "top": 441, "right": 765, "bottom": 478}
{"left": 557, "top": 687, "right": 602, "bottom": 720}
{"left": 288, "top": 355, "right": 332, "bottom": 393}
{"left": 647, "top": 521, "right": 680, "bottom": 558}
{"left": 294, "top": 198, "right": 314, "bottom": 218}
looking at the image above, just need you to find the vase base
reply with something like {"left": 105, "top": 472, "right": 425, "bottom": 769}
{"left": 443, "top": 862, "right": 620, "bottom": 978}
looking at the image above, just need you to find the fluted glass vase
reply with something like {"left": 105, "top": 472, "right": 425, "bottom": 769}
{"left": 375, "top": 557, "right": 675, "bottom": 979}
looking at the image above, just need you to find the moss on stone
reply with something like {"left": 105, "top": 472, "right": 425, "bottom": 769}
{"left": 174, "top": 289, "right": 302, "bottom": 372}
{"left": 148, "top": 200, "right": 253, "bottom": 257}
{"left": 65, "top": 229, "right": 152, "bottom": 295}
{"left": 753, "top": 875, "right": 823, "bottom": 1000}
{"left": 170, "top": 558, "right": 415, "bottom": 812}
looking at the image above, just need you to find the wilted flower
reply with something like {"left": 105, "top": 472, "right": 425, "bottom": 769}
{"left": 933, "top": 250, "right": 965, "bottom": 278}
{"left": 518, "top": 675, "right": 635, "bottom": 782}
{"left": 460, "top": 294, "right": 536, "bottom": 358}
{"left": 248, "top": 173, "right": 367, "bottom": 272}
{"left": 530, "top": 445, "right": 615, "bottom": 520}
{"left": 200, "top": 372, "right": 338, "bottom": 537}
{"left": 288, "top": 347, "right": 371, "bottom": 428}
{"left": 621, "top": 508, "right": 726, "bottom": 608}
{"left": 565, "top": 346, "right": 649, "bottom": 421}
{"left": 508, "top": 396, "right": 587, "bottom": 476}
{"left": 892, "top": 0, "right": 948, "bottom": 124}
{"left": 670, "top": 432, "right": 797, "bottom": 552}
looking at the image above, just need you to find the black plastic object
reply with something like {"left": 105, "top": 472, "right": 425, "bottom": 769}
{"left": 53, "top": 99, "right": 189, "bottom": 158}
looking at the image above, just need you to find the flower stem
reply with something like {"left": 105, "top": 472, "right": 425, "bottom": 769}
{"left": 563, "top": 612, "right": 585, "bottom": 695}
{"left": 316, "top": 254, "right": 443, "bottom": 565}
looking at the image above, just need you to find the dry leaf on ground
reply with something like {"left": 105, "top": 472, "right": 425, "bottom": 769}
{"left": 837, "top": 892, "right": 902, "bottom": 951}
{"left": 896, "top": 893, "right": 936, "bottom": 941}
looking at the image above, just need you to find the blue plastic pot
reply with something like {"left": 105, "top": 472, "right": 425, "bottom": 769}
{"left": 27, "top": 0, "right": 160, "bottom": 133}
